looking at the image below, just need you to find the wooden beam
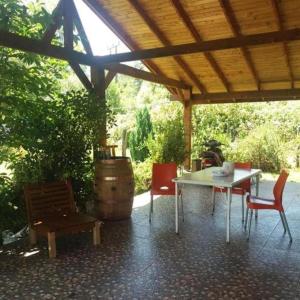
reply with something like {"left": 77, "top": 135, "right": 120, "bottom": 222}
{"left": 0, "top": 30, "right": 96, "bottom": 65}
{"left": 69, "top": 61, "right": 93, "bottom": 91}
{"left": 171, "top": 0, "right": 231, "bottom": 92}
{"left": 105, "top": 63, "right": 191, "bottom": 89}
{"left": 128, "top": 0, "right": 206, "bottom": 93}
{"left": 42, "top": 0, "right": 63, "bottom": 44}
{"left": 70, "top": 0, "right": 93, "bottom": 55}
{"left": 91, "top": 28, "right": 300, "bottom": 64}
{"left": 62, "top": 0, "right": 74, "bottom": 49}
{"left": 105, "top": 71, "right": 116, "bottom": 89}
{"left": 83, "top": 0, "right": 176, "bottom": 95}
{"left": 271, "top": 0, "right": 294, "bottom": 88}
{"left": 91, "top": 67, "right": 106, "bottom": 146}
{"left": 183, "top": 101, "right": 192, "bottom": 170}
{"left": 0, "top": 30, "right": 191, "bottom": 90}
{"left": 219, "top": 0, "right": 260, "bottom": 90}
{"left": 182, "top": 89, "right": 300, "bottom": 104}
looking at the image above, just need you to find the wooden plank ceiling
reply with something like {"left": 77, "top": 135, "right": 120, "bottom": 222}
{"left": 84, "top": 0, "right": 300, "bottom": 102}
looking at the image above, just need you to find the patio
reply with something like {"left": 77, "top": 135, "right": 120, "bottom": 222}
{"left": 1, "top": 179, "right": 300, "bottom": 299}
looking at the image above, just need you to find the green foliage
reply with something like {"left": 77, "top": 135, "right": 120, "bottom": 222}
{"left": 132, "top": 159, "right": 152, "bottom": 195}
{"left": 147, "top": 106, "right": 185, "bottom": 165}
{"left": 128, "top": 107, "right": 153, "bottom": 162}
{"left": 227, "top": 124, "right": 287, "bottom": 172}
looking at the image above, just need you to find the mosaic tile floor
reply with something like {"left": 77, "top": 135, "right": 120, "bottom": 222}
{"left": 1, "top": 180, "right": 300, "bottom": 299}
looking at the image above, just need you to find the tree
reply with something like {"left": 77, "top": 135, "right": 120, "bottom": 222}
{"left": 128, "top": 107, "right": 152, "bottom": 162}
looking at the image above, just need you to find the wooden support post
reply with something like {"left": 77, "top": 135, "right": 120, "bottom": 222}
{"left": 91, "top": 66, "right": 106, "bottom": 146}
{"left": 93, "top": 221, "right": 101, "bottom": 245}
{"left": 183, "top": 100, "right": 192, "bottom": 171}
{"left": 47, "top": 232, "right": 56, "bottom": 258}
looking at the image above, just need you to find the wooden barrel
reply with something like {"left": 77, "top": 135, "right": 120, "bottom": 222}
{"left": 94, "top": 157, "right": 135, "bottom": 220}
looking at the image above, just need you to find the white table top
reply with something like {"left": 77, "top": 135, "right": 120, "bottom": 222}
{"left": 173, "top": 167, "right": 261, "bottom": 188}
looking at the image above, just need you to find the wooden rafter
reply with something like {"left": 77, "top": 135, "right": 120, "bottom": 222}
{"left": 105, "top": 64, "right": 191, "bottom": 89}
{"left": 171, "top": 88, "right": 300, "bottom": 104}
{"left": 270, "top": 0, "right": 294, "bottom": 88}
{"left": 219, "top": 0, "right": 260, "bottom": 90}
{"left": 83, "top": 0, "right": 180, "bottom": 95}
{"left": 42, "top": 0, "right": 63, "bottom": 44}
{"left": 127, "top": 0, "right": 207, "bottom": 94}
{"left": 171, "top": 0, "right": 231, "bottom": 92}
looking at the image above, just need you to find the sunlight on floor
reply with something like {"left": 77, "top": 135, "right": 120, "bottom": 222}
{"left": 132, "top": 191, "right": 159, "bottom": 209}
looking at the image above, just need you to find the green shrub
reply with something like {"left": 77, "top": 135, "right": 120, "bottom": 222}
{"left": 227, "top": 124, "right": 287, "bottom": 172}
{"left": 132, "top": 159, "right": 152, "bottom": 195}
{"left": 128, "top": 108, "right": 152, "bottom": 162}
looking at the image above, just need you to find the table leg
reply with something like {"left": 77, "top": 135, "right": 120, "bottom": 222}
{"left": 175, "top": 182, "right": 179, "bottom": 234}
{"left": 255, "top": 174, "right": 260, "bottom": 219}
{"left": 226, "top": 188, "right": 232, "bottom": 243}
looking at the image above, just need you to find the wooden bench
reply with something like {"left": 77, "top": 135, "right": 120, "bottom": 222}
{"left": 24, "top": 180, "right": 101, "bottom": 258}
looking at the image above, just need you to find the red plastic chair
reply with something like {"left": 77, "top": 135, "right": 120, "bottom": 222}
{"left": 149, "top": 163, "right": 183, "bottom": 222}
{"left": 212, "top": 162, "right": 251, "bottom": 222}
{"left": 245, "top": 169, "right": 292, "bottom": 242}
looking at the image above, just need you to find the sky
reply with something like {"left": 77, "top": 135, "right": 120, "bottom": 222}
{"left": 74, "top": 0, "right": 130, "bottom": 56}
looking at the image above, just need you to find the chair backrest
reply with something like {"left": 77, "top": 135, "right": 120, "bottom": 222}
{"left": 273, "top": 169, "right": 289, "bottom": 206}
{"left": 24, "top": 180, "right": 76, "bottom": 224}
{"left": 151, "top": 163, "right": 177, "bottom": 195}
{"left": 234, "top": 162, "right": 251, "bottom": 192}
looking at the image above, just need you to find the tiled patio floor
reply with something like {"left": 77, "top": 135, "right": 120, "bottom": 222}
{"left": 1, "top": 179, "right": 300, "bottom": 299}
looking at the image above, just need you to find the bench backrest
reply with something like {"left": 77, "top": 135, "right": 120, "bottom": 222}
{"left": 24, "top": 180, "right": 76, "bottom": 224}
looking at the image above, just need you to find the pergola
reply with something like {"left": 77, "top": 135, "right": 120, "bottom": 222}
{"left": 2, "top": 0, "right": 300, "bottom": 168}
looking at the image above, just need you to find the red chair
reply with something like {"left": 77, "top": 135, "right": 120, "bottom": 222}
{"left": 149, "top": 163, "right": 183, "bottom": 222}
{"left": 245, "top": 169, "right": 292, "bottom": 242}
{"left": 212, "top": 162, "right": 251, "bottom": 222}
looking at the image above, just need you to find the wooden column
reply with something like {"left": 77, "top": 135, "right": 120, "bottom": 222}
{"left": 183, "top": 98, "right": 192, "bottom": 171}
{"left": 91, "top": 66, "right": 107, "bottom": 146}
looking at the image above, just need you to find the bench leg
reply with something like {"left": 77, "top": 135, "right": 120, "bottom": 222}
{"left": 93, "top": 221, "right": 101, "bottom": 245}
{"left": 48, "top": 232, "right": 56, "bottom": 258}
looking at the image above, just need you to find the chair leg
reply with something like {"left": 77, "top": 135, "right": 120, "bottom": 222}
{"left": 93, "top": 221, "right": 101, "bottom": 245}
{"left": 29, "top": 227, "right": 37, "bottom": 245}
{"left": 255, "top": 209, "right": 258, "bottom": 219}
{"left": 247, "top": 209, "right": 253, "bottom": 240}
{"left": 279, "top": 211, "right": 286, "bottom": 233}
{"left": 47, "top": 232, "right": 56, "bottom": 258}
{"left": 149, "top": 194, "right": 153, "bottom": 223}
{"left": 244, "top": 208, "right": 249, "bottom": 230}
{"left": 180, "top": 192, "right": 184, "bottom": 222}
{"left": 241, "top": 194, "right": 245, "bottom": 223}
{"left": 211, "top": 187, "right": 216, "bottom": 215}
{"left": 281, "top": 211, "right": 293, "bottom": 242}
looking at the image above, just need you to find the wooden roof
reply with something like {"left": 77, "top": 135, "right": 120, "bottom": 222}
{"left": 84, "top": 0, "right": 300, "bottom": 103}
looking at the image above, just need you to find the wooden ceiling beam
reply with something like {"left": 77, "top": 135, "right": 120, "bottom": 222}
{"left": 92, "top": 28, "right": 300, "bottom": 64}
{"left": 270, "top": 0, "right": 294, "bottom": 88}
{"left": 83, "top": 0, "right": 178, "bottom": 95}
{"left": 128, "top": 0, "right": 206, "bottom": 94}
{"left": 219, "top": 0, "right": 260, "bottom": 90}
{"left": 105, "top": 63, "right": 191, "bottom": 89}
{"left": 180, "top": 89, "right": 300, "bottom": 104}
{"left": 171, "top": 0, "right": 231, "bottom": 92}
{"left": 62, "top": 0, "right": 74, "bottom": 50}
{"left": 0, "top": 30, "right": 189, "bottom": 89}
{"left": 42, "top": 0, "right": 63, "bottom": 44}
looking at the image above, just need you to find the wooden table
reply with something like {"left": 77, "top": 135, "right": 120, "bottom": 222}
{"left": 173, "top": 167, "right": 261, "bottom": 243}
